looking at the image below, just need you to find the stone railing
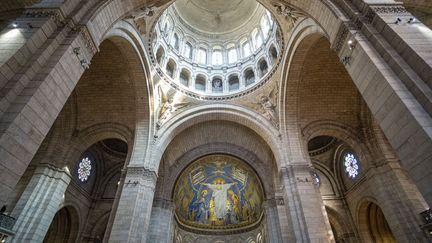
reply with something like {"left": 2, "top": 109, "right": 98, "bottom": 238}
{"left": 420, "top": 209, "right": 432, "bottom": 237}
{"left": 0, "top": 213, "right": 15, "bottom": 237}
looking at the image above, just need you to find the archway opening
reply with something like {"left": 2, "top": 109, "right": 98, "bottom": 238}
{"left": 363, "top": 202, "right": 396, "bottom": 243}
{"left": 43, "top": 206, "right": 79, "bottom": 243}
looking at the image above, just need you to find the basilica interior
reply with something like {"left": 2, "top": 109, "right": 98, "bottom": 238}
{"left": 0, "top": 0, "right": 432, "bottom": 242}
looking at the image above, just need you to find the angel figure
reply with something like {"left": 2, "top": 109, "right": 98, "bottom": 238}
{"left": 254, "top": 87, "right": 279, "bottom": 128}
{"left": 134, "top": 6, "right": 157, "bottom": 19}
{"left": 157, "top": 86, "right": 189, "bottom": 128}
{"left": 273, "top": 3, "right": 305, "bottom": 26}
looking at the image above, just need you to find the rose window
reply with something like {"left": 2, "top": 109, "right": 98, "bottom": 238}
{"left": 344, "top": 153, "right": 359, "bottom": 179}
{"left": 78, "top": 157, "right": 92, "bottom": 182}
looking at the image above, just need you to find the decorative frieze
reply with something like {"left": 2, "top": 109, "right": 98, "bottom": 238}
{"left": 76, "top": 25, "right": 98, "bottom": 56}
{"left": 332, "top": 24, "right": 349, "bottom": 53}
{"left": 372, "top": 5, "right": 407, "bottom": 14}
{"left": 24, "top": 8, "right": 65, "bottom": 27}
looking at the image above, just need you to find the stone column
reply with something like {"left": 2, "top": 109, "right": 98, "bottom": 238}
{"left": 367, "top": 161, "right": 430, "bottom": 242}
{"left": 147, "top": 198, "right": 174, "bottom": 243}
{"left": 8, "top": 164, "right": 71, "bottom": 243}
{"left": 279, "top": 165, "right": 333, "bottom": 242}
{"left": 264, "top": 199, "right": 283, "bottom": 243}
{"left": 109, "top": 166, "right": 157, "bottom": 243}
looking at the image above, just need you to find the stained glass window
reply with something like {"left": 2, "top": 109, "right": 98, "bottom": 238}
{"left": 310, "top": 171, "right": 320, "bottom": 186}
{"left": 228, "top": 48, "right": 237, "bottom": 63}
{"left": 197, "top": 48, "right": 207, "bottom": 64}
{"left": 344, "top": 153, "right": 359, "bottom": 178}
{"left": 78, "top": 157, "right": 92, "bottom": 182}
{"left": 212, "top": 50, "right": 223, "bottom": 65}
{"left": 242, "top": 42, "right": 251, "bottom": 57}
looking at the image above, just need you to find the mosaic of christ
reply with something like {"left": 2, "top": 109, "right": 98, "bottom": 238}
{"left": 173, "top": 155, "right": 264, "bottom": 229}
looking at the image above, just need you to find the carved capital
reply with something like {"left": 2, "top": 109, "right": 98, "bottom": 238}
{"left": 124, "top": 166, "right": 158, "bottom": 190}
{"left": 76, "top": 25, "right": 98, "bottom": 56}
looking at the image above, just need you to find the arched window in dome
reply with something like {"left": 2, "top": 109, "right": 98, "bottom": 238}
{"left": 163, "top": 19, "right": 171, "bottom": 34}
{"left": 258, "top": 58, "right": 268, "bottom": 77}
{"left": 156, "top": 46, "right": 165, "bottom": 65}
{"left": 228, "top": 47, "right": 237, "bottom": 64}
{"left": 179, "top": 68, "right": 190, "bottom": 86}
{"left": 228, "top": 74, "right": 239, "bottom": 91}
{"left": 242, "top": 42, "right": 251, "bottom": 57}
{"left": 252, "top": 29, "right": 263, "bottom": 49}
{"left": 343, "top": 152, "right": 359, "bottom": 179}
{"left": 183, "top": 42, "right": 193, "bottom": 59}
{"left": 197, "top": 48, "right": 207, "bottom": 64}
{"left": 212, "top": 49, "right": 223, "bottom": 65}
{"left": 212, "top": 76, "right": 223, "bottom": 92}
{"left": 172, "top": 33, "right": 180, "bottom": 51}
{"left": 244, "top": 68, "right": 255, "bottom": 86}
{"left": 266, "top": 10, "right": 273, "bottom": 25}
{"left": 195, "top": 74, "right": 206, "bottom": 91}
{"left": 269, "top": 45, "right": 278, "bottom": 63}
{"left": 166, "top": 59, "right": 176, "bottom": 78}
{"left": 261, "top": 15, "right": 270, "bottom": 36}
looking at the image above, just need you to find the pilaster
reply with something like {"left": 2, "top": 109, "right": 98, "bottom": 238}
{"left": 147, "top": 198, "right": 174, "bottom": 243}
{"left": 9, "top": 164, "right": 71, "bottom": 243}
{"left": 279, "top": 165, "right": 333, "bottom": 242}
{"left": 109, "top": 166, "right": 157, "bottom": 243}
{"left": 263, "top": 198, "right": 283, "bottom": 243}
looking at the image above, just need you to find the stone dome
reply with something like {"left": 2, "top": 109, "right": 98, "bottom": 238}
{"left": 151, "top": 0, "right": 282, "bottom": 98}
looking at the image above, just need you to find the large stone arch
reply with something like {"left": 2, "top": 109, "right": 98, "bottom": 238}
{"left": 153, "top": 104, "right": 283, "bottom": 171}
{"left": 149, "top": 116, "right": 283, "bottom": 243}
{"left": 43, "top": 205, "right": 80, "bottom": 243}
{"left": 157, "top": 124, "right": 277, "bottom": 200}
{"left": 101, "top": 20, "right": 154, "bottom": 167}
{"left": 279, "top": 2, "right": 432, "bottom": 207}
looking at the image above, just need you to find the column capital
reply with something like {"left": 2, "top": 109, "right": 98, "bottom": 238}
{"left": 124, "top": 166, "right": 158, "bottom": 189}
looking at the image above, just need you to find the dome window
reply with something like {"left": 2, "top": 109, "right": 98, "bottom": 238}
{"left": 258, "top": 59, "right": 268, "bottom": 77}
{"left": 172, "top": 33, "right": 180, "bottom": 51}
{"left": 242, "top": 42, "right": 251, "bottom": 57}
{"left": 228, "top": 48, "right": 237, "bottom": 64}
{"left": 228, "top": 75, "right": 240, "bottom": 91}
{"left": 180, "top": 68, "right": 190, "bottom": 86}
{"left": 156, "top": 46, "right": 165, "bottom": 64}
{"left": 212, "top": 49, "right": 223, "bottom": 65}
{"left": 195, "top": 74, "right": 206, "bottom": 91}
{"left": 197, "top": 48, "right": 207, "bottom": 64}
{"left": 166, "top": 59, "right": 176, "bottom": 78}
{"left": 183, "top": 42, "right": 193, "bottom": 59}
{"left": 244, "top": 69, "right": 255, "bottom": 86}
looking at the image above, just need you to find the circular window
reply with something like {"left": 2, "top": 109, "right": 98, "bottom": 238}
{"left": 77, "top": 157, "right": 92, "bottom": 182}
{"left": 343, "top": 152, "right": 359, "bottom": 179}
{"left": 310, "top": 171, "right": 321, "bottom": 187}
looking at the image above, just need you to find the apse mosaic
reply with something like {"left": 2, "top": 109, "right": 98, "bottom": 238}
{"left": 173, "top": 155, "right": 264, "bottom": 230}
